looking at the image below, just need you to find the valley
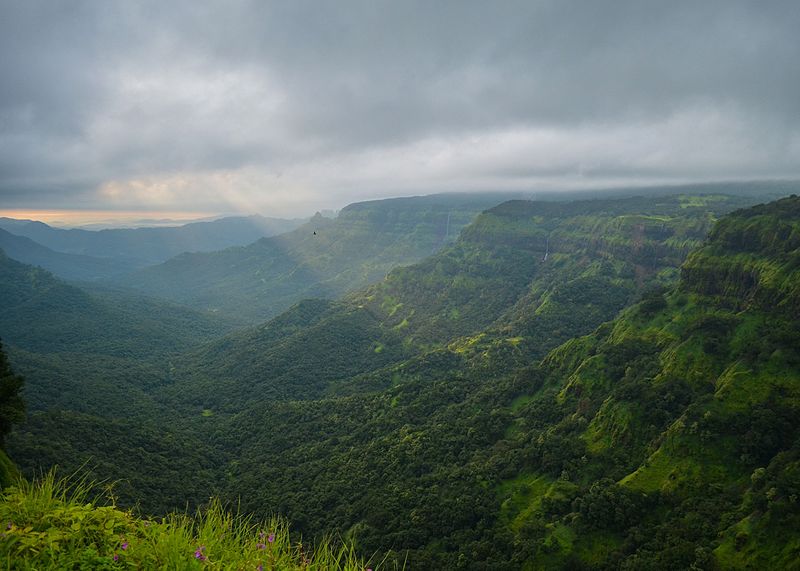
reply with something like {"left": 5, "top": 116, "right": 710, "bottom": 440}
{"left": 2, "top": 185, "right": 798, "bottom": 568}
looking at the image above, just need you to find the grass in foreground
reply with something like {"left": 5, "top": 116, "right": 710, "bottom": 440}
{"left": 0, "top": 471, "right": 379, "bottom": 570}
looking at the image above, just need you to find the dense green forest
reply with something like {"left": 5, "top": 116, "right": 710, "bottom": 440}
{"left": 2, "top": 188, "right": 800, "bottom": 568}
{"left": 0, "top": 340, "right": 24, "bottom": 488}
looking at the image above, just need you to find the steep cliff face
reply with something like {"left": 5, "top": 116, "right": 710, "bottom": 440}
{"left": 680, "top": 195, "right": 800, "bottom": 312}
{"left": 500, "top": 196, "right": 800, "bottom": 569}
{"left": 362, "top": 194, "right": 746, "bottom": 349}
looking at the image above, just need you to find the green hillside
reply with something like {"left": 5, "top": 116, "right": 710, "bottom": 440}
{"left": 485, "top": 195, "right": 800, "bottom": 568}
{"left": 188, "top": 195, "right": 800, "bottom": 568}
{"left": 4, "top": 191, "right": 799, "bottom": 568}
{"left": 0, "top": 251, "right": 235, "bottom": 419}
{"left": 163, "top": 193, "right": 756, "bottom": 412}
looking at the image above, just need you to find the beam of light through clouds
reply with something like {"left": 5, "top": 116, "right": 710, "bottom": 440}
{"left": 1, "top": 0, "right": 799, "bottom": 217}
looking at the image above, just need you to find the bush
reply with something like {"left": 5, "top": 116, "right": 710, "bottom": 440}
{"left": 0, "top": 471, "right": 377, "bottom": 570}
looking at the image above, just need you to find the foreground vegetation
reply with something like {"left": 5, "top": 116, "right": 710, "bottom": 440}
{"left": 0, "top": 472, "right": 377, "bottom": 570}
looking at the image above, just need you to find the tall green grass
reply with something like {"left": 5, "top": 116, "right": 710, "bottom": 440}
{"left": 0, "top": 471, "right": 381, "bottom": 570}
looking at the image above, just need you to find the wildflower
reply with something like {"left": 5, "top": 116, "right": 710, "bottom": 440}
{"left": 257, "top": 543, "right": 266, "bottom": 550}
{"left": 257, "top": 565, "right": 263, "bottom": 571}
{"left": 259, "top": 530, "right": 266, "bottom": 539}
{"left": 113, "top": 554, "right": 119, "bottom": 561}
{"left": 121, "top": 541, "right": 128, "bottom": 550}
{"left": 195, "top": 545, "right": 207, "bottom": 561}
{"left": 267, "top": 533, "right": 275, "bottom": 544}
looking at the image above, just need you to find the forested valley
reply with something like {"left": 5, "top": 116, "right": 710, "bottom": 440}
{"left": 1, "top": 184, "right": 799, "bottom": 569}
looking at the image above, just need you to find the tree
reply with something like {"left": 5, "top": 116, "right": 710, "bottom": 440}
{"left": 0, "top": 339, "right": 25, "bottom": 448}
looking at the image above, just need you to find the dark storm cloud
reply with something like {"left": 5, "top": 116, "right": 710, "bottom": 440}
{"left": 1, "top": 0, "right": 799, "bottom": 214}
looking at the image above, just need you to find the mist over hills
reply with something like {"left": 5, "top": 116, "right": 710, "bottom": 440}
{"left": 0, "top": 228, "right": 132, "bottom": 280}
{"left": 0, "top": 214, "right": 305, "bottom": 270}
{"left": 120, "top": 192, "right": 528, "bottom": 323}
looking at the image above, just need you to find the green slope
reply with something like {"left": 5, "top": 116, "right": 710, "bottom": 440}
{"left": 189, "top": 194, "right": 800, "bottom": 568}
{"left": 0, "top": 254, "right": 240, "bottom": 512}
{"left": 0, "top": 251, "right": 236, "bottom": 419}
{"left": 487, "top": 195, "right": 800, "bottom": 569}
{"left": 362, "top": 194, "right": 735, "bottom": 347}
{"left": 7, "top": 190, "right": 799, "bottom": 568}
{"left": 165, "top": 193, "right": 756, "bottom": 412}
{"left": 81, "top": 192, "right": 760, "bottom": 568}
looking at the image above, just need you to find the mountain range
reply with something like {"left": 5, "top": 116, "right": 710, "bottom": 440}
{"left": 0, "top": 214, "right": 305, "bottom": 276}
{"left": 1, "top": 184, "right": 799, "bottom": 568}
{"left": 118, "top": 192, "right": 529, "bottom": 323}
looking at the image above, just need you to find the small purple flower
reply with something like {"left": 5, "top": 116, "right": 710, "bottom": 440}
{"left": 259, "top": 530, "right": 266, "bottom": 539}
{"left": 113, "top": 554, "right": 119, "bottom": 561}
{"left": 257, "top": 565, "right": 263, "bottom": 571}
{"left": 194, "top": 545, "right": 207, "bottom": 561}
{"left": 121, "top": 541, "right": 128, "bottom": 550}
{"left": 267, "top": 533, "right": 275, "bottom": 544}
{"left": 257, "top": 543, "right": 266, "bottom": 550}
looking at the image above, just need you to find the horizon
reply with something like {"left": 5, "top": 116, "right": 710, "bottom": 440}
{"left": 2, "top": 1, "right": 799, "bottom": 219}
{"left": 2, "top": 177, "right": 799, "bottom": 229}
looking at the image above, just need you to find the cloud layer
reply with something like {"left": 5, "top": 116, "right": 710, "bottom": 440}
{"left": 2, "top": 0, "right": 799, "bottom": 215}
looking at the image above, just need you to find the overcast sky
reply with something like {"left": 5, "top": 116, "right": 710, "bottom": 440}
{"left": 1, "top": 0, "right": 799, "bottom": 218}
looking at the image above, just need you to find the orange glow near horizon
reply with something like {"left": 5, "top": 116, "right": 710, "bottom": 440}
{"left": 0, "top": 209, "right": 224, "bottom": 228}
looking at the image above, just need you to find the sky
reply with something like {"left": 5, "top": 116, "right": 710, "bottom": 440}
{"left": 1, "top": 0, "right": 799, "bottom": 221}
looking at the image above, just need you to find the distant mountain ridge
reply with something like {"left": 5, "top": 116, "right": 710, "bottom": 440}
{"left": 0, "top": 229, "right": 132, "bottom": 280}
{"left": 0, "top": 214, "right": 305, "bottom": 267}
{"left": 121, "top": 193, "right": 528, "bottom": 323}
